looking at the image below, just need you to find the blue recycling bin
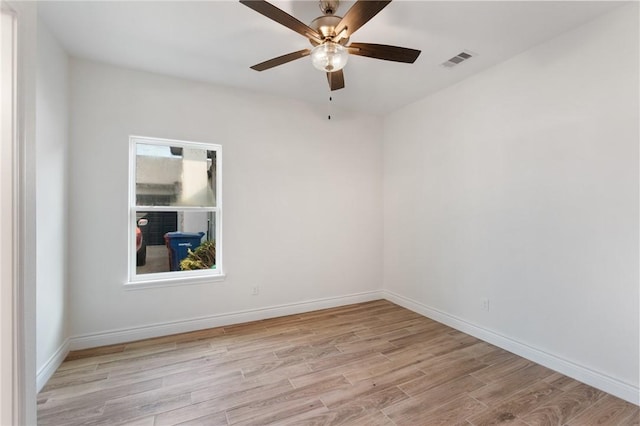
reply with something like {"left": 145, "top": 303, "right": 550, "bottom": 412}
{"left": 164, "top": 231, "right": 205, "bottom": 271}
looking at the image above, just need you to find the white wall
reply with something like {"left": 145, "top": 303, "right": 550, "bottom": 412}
{"left": 68, "top": 59, "right": 383, "bottom": 339}
{"left": 384, "top": 4, "right": 639, "bottom": 402}
{"left": 35, "top": 21, "right": 69, "bottom": 388}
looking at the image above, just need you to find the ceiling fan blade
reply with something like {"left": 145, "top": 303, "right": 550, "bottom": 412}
{"left": 327, "top": 69, "right": 345, "bottom": 91}
{"left": 240, "top": 0, "right": 322, "bottom": 43}
{"left": 348, "top": 43, "right": 421, "bottom": 63}
{"left": 334, "top": 0, "right": 391, "bottom": 38}
{"left": 250, "top": 49, "right": 311, "bottom": 71}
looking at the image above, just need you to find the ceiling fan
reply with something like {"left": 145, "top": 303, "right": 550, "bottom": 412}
{"left": 240, "top": 0, "right": 421, "bottom": 91}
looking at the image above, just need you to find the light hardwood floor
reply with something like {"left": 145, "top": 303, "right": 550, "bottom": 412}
{"left": 38, "top": 300, "right": 639, "bottom": 425}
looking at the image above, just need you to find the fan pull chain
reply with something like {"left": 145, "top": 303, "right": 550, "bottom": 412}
{"left": 327, "top": 95, "right": 332, "bottom": 120}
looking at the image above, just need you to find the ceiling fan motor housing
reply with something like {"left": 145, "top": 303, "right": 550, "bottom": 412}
{"left": 309, "top": 15, "right": 349, "bottom": 46}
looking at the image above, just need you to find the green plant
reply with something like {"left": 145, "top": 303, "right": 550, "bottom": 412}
{"left": 180, "top": 240, "right": 216, "bottom": 270}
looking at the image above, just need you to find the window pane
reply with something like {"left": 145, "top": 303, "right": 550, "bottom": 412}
{"left": 136, "top": 143, "right": 216, "bottom": 207}
{"left": 136, "top": 210, "right": 217, "bottom": 275}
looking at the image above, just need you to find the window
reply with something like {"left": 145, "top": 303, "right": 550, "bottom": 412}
{"left": 128, "top": 136, "right": 223, "bottom": 286}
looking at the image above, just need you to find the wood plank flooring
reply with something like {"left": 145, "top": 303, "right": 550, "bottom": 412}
{"left": 37, "top": 300, "right": 639, "bottom": 425}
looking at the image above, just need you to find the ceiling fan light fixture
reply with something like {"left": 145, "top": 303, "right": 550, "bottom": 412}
{"left": 240, "top": 0, "right": 420, "bottom": 91}
{"left": 310, "top": 42, "right": 349, "bottom": 72}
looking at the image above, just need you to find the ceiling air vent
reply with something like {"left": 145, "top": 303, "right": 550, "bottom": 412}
{"left": 441, "top": 51, "right": 475, "bottom": 68}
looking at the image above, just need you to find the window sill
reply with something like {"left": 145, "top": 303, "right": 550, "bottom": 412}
{"left": 124, "top": 272, "right": 226, "bottom": 290}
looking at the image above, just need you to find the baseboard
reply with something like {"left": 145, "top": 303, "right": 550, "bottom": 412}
{"left": 37, "top": 338, "right": 70, "bottom": 393}
{"left": 68, "top": 290, "right": 384, "bottom": 351}
{"left": 383, "top": 290, "right": 639, "bottom": 405}
{"left": 61, "top": 288, "right": 638, "bottom": 405}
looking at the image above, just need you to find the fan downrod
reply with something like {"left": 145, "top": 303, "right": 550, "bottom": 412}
{"left": 319, "top": 0, "right": 339, "bottom": 15}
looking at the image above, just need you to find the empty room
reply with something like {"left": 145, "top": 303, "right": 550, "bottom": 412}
{"left": 1, "top": 0, "right": 638, "bottom": 425}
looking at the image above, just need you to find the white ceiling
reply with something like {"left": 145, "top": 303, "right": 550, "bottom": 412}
{"left": 39, "top": 1, "right": 623, "bottom": 115}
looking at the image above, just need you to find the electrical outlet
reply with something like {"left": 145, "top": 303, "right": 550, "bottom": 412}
{"left": 481, "top": 298, "right": 490, "bottom": 311}
{"left": 251, "top": 286, "right": 260, "bottom": 296}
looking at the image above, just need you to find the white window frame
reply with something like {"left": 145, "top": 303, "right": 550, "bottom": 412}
{"left": 126, "top": 135, "right": 224, "bottom": 289}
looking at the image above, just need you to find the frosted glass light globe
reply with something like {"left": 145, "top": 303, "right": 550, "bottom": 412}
{"left": 310, "top": 42, "right": 349, "bottom": 72}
